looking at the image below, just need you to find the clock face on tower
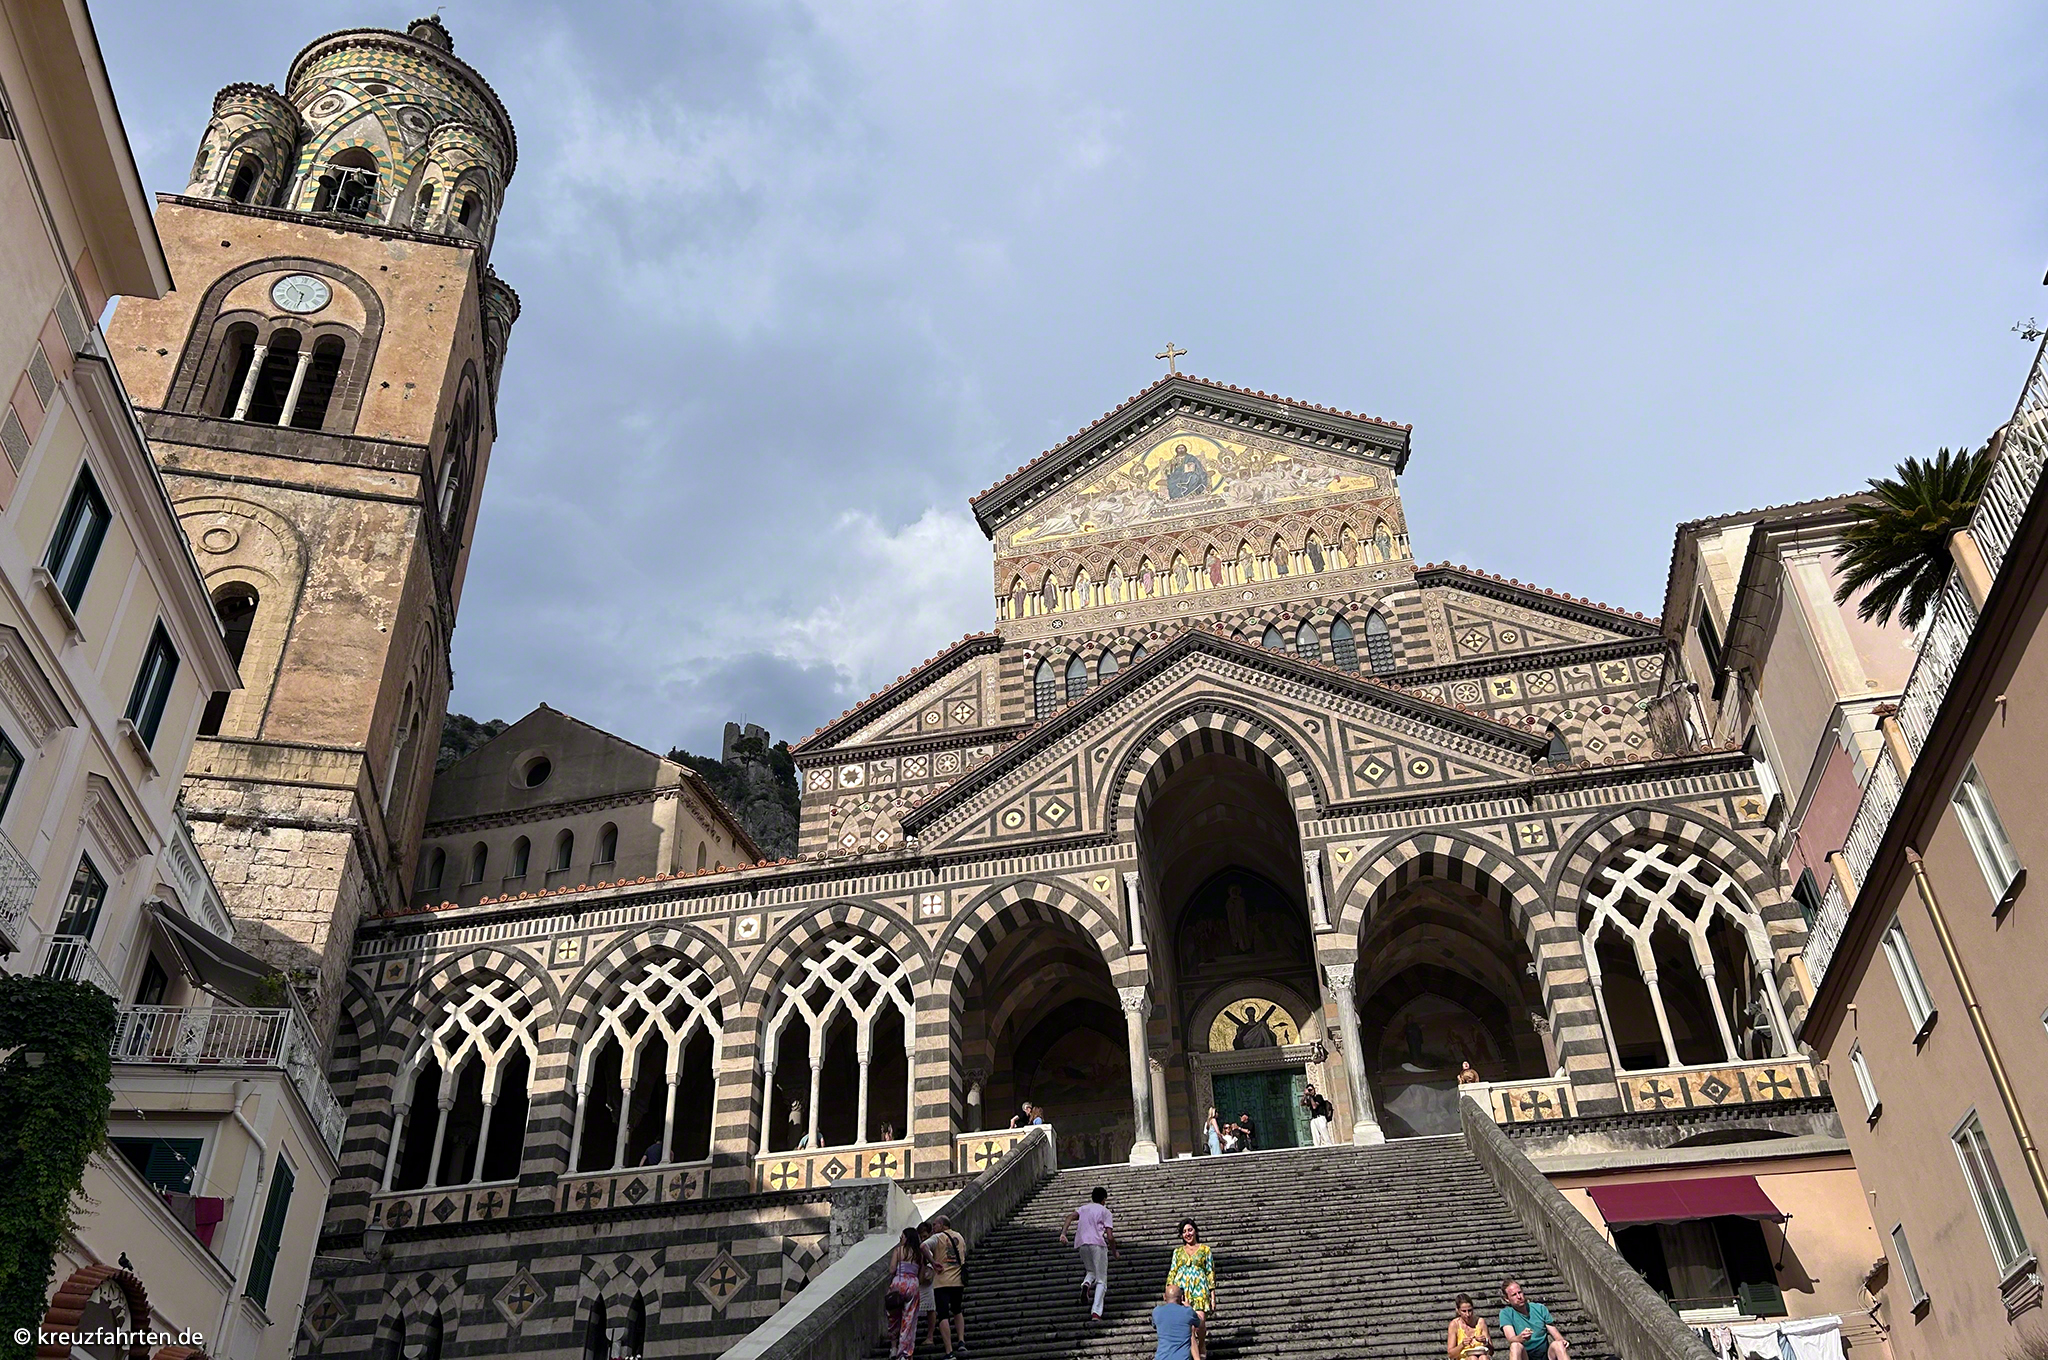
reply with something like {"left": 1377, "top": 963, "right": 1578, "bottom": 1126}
{"left": 270, "top": 274, "right": 332, "bottom": 314}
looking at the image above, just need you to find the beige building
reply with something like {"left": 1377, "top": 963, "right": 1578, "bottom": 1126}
{"left": 411, "top": 705, "right": 762, "bottom": 912}
{"left": 1800, "top": 345, "right": 2048, "bottom": 1357}
{"left": 101, "top": 15, "right": 520, "bottom": 1048}
{"left": 1, "top": 1, "right": 339, "bottom": 1355}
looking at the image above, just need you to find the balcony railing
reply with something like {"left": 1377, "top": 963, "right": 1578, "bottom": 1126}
{"left": 0, "top": 827, "right": 36, "bottom": 956}
{"left": 43, "top": 934, "right": 118, "bottom": 997}
{"left": 111, "top": 1005, "right": 346, "bottom": 1157}
{"left": 1808, "top": 332, "right": 2048, "bottom": 988}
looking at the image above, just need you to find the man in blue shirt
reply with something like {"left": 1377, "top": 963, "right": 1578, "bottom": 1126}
{"left": 1499, "top": 1279, "right": 1571, "bottom": 1360}
{"left": 1153, "top": 1283, "right": 1204, "bottom": 1360}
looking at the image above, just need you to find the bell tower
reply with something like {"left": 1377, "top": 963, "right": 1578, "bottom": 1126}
{"left": 103, "top": 17, "right": 519, "bottom": 1041}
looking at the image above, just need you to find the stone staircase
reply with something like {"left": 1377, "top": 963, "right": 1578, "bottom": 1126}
{"left": 880, "top": 1136, "right": 1616, "bottom": 1360}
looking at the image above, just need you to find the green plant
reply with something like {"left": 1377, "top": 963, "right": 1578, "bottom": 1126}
{"left": 247, "top": 971, "right": 291, "bottom": 1009}
{"left": 1833, "top": 442, "right": 1995, "bottom": 629}
{"left": 0, "top": 974, "right": 115, "bottom": 1346}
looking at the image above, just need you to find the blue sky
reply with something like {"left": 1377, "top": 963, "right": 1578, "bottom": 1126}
{"left": 97, "top": 2, "right": 2048, "bottom": 755}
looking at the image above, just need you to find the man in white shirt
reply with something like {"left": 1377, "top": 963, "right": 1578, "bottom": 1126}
{"left": 1059, "top": 1185, "right": 1118, "bottom": 1320}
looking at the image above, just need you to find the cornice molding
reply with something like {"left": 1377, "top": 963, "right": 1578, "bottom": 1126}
{"left": 0, "top": 625, "right": 73, "bottom": 746}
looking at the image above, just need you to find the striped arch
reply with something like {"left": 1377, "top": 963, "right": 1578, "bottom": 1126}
{"left": 558, "top": 924, "right": 740, "bottom": 1036}
{"left": 934, "top": 877, "right": 1132, "bottom": 996}
{"left": 744, "top": 899, "right": 931, "bottom": 996}
{"left": 386, "top": 945, "right": 559, "bottom": 1057}
{"left": 1109, "top": 703, "right": 1328, "bottom": 837}
{"left": 328, "top": 972, "right": 393, "bottom": 1215}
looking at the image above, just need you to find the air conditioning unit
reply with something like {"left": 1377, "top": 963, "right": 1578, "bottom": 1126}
{"left": 1738, "top": 1281, "right": 1787, "bottom": 1317}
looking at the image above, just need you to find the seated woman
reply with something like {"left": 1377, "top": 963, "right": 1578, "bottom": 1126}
{"left": 1167, "top": 1219, "right": 1215, "bottom": 1360}
{"left": 1448, "top": 1294, "right": 1491, "bottom": 1358}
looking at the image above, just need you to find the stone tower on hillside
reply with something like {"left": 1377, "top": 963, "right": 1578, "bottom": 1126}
{"left": 103, "top": 17, "right": 519, "bottom": 1042}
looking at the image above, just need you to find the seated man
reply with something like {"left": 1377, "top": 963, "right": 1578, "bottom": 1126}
{"left": 1499, "top": 1279, "right": 1570, "bottom": 1360}
{"left": 1153, "top": 1282, "right": 1205, "bottom": 1360}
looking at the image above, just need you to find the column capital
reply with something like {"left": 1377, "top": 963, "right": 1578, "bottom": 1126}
{"left": 1323, "top": 962, "right": 1355, "bottom": 990}
{"left": 1117, "top": 985, "right": 1152, "bottom": 1017}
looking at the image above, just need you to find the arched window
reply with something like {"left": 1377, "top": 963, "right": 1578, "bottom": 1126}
{"left": 210, "top": 322, "right": 260, "bottom": 417}
{"left": 1363, "top": 611, "right": 1396, "bottom": 674}
{"left": 225, "top": 154, "right": 261, "bottom": 204}
{"left": 465, "top": 843, "right": 488, "bottom": 885}
{"left": 553, "top": 830, "right": 575, "bottom": 873}
{"left": 387, "top": 982, "right": 536, "bottom": 1191}
{"left": 596, "top": 823, "right": 618, "bottom": 866}
{"left": 1330, "top": 616, "right": 1358, "bottom": 671}
{"left": 313, "top": 148, "right": 379, "bottom": 218}
{"left": 1296, "top": 621, "right": 1321, "bottom": 661}
{"left": 198, "top": 585, "right": 258, "bottom": 736}
{"left": 581, "top": 1295, "right": 607, "bottom": 1360}
{"left": 242, "top": 329, "right": 301, "bottom": 424}
{"left": 1130, "top": 642, "right": 1147, "bottom": 664}
{"left": 1097, "top": 650, "right": 1118, "bottom": 684}
{"left": 417, "top": 1312, "right": 443, "bottom": 1360}
{"left": 457, "top": 193, "right": 480, "bottom": 227}
{"left": 1580, "top": 841, "right": 1793, "bottom": 1072}
{"left": 1262, "top": 624, "right": 1286, "bottom": 650}
{"left": 412, "top": 184, "right": 436, "bottom": 229}
{"left": 1034, "top": 660, "right": 1059, "bottom": 719}
{"left": 384, "top": 683, "right": 417, "bottom": 813}
{"left": 510, "top": 836, "right": 530, "bottom": 879}
{"left": 696, "top": 843, "right": 708, "bottom": 871}
{"left": 438, "top": 382, "right": 478, "bottom": 531}
{"left": 417, "top": 847, "right": 445, "bottom": 893}
{"left": 571, "top": 960, "right": 722, "bottom": 1171}
{"left": 624, "top": 1295, "right": 647, "bottom": 1360}
{"left": 288, "top": 336, "right": 345, "bottom": 431}
{"left": 763, "top": 934, "right": 915, "bottom": 1150}
{"left": 1545, "top": 724, "right": 1571, "bottom": 765}
{"left": 1065, "top": 654, "right": 1088, "bottom": 701}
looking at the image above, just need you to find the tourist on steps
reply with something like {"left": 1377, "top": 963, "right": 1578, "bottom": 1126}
{"left": 916, "top": 1222, "right": 938, "bottom": 1352}
{"left": 1204, "top": 1106, "right": 1223, "bottom": 1156}
{"left": 882, "top": 1227, "right": 929, "bottom": 1359}
{"left": 1166, "top": 1219, "right": 1214, "bottom": 1360}
{"left": 926, "top": 1212, "right": 970, "bottom": 1358}
{"left": 1235, "top": 1111, "right": 1258, "bottom": 1151}
{"left": 1499, "top": 1279, "right": 1571, "bottom": 1360}
{"left": 1059, "top": 1184, "right": 1118, "bottom": 1320}
{"left": 1447, "top": 1294, "right": 1491, "bottom": 1358}
{"left": 1152, "top": 1283, "right": 1205, "bottom": 1360}
{"left": 1301, "top": 1083, "right": 1335, "bottom": 1145}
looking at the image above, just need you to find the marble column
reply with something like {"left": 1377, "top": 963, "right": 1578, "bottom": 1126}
{"left": 1324, "top": 964, "right": 1385, "bottom": 1145}
{"left": 1118, "top": 985, "right": 1160, "bottom": 1164}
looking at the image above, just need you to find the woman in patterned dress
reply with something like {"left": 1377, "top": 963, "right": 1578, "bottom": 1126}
{"left": 882, "top": 1227, "right": 929, "bottom": 1358}
{"left": 1166, "top": 1219, "right": 1214, "bottom": 1360}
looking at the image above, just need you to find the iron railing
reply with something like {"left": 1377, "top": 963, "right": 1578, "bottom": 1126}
{"left": 0, "top": 827, "right": 36, "bottom": 955}
{"left": 1808, "top": 332, "right": 2048, "bottom": 988}
{"left": 43, "top": 934, "right": 118, "bottom": 997}
{"left": 111, "top": 1004, "right": 346, "bottom": 1156}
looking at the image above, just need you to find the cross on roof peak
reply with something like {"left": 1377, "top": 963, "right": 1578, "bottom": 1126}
{"left": 1155, "top": 341, "right": 1187, "bottom": 373}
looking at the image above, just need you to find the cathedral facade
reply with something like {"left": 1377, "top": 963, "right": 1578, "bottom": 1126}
{"left": 306, "top": 377, "right": 1832, "bottom": 1357}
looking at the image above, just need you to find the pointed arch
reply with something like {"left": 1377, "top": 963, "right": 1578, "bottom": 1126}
{"left": 1108, "top": 703, "right": 1330, "bottom": 837}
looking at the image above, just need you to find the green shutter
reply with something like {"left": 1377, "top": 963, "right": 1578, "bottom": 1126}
{"left": 244, "top": 1157, "right": 295, "bottom": 1308}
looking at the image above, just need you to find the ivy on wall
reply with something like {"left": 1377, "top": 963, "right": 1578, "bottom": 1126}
{"left": 0, "top": 975, "right": 115, "bottom": 1345}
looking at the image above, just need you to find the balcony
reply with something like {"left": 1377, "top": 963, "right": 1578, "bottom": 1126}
{"left": 110, "top": 1005, "right": 346, "bottom": 1157}
{"left": 0, "top": 827, "right": 35, "bottom": 956}
{"left": 43, "top": 934, "right": 118, "bottom": 996}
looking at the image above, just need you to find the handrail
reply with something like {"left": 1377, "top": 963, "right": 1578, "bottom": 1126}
{"left": 1462, "top": 1099, "right": 1714, "bottom": 1360}
{"left": 43, "top": 934, "right": 118, "bottom": 997}
{"left": 0, "top": 826, "right": 37, "bottom": 953}
{"left": 110, "top": 1004, "right": 346, "bottom": 1157}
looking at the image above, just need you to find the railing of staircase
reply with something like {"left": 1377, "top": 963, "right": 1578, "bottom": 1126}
{"left": 1461, "top": 1099, "right": 1715, "bottom": 1360}
{"left": 0, "top": 827, "right": 36, "bottom": 956}
{"left": 1806, "top": 331, "right": 2048, "bottom": 989}
{"left": 732, "top": 1125, "right": 1057, "bottom": 1360}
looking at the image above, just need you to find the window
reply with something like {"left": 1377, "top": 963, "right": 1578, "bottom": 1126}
{"left": 1330, "top": 616, "right": 1358, "bottom": 671}
{"left": 1791, "top": 867, "right": 1823, "bottom": 930}
{"left": 466, "top": 843, "right": 487, "bottom": 885}
{"left": 289, "top": 337, "right": 345, "bottom": 431}
{"left": 198, "top": 586, "right": 258, "bottom": 736}
{"left": 1880, "top": 916, "right": 1936, "bottom": 1037}
{"left": 1953, "top": 764, "right": 2024, "bottom": 907}
{"left": 1034, "top": 660, "right": 1058, "bottom": 719}
{"left": 596, "top": 824, "right": 617, "bottom": 865}
{"left": 225, "top": 155, "right": 261, "bottom": 204}
{"left": 523, "top": 756, "right": 551, "bottom": 788}
{"left": 211, "top": 322, "right": 259, "bottom": 417}
{"left": 1545, "top": 724, "right": 1571, "bottom": 765}
{"left": 0, "top": 731, "right": 23, "bottom": 823}
{"left": 1363, "top": 611, "right": 1395, "bottom": 674}
{"left": 1695, "top": 596, "right": 1726, "bottom": 696}
{"left": 244, "top": 1154, "right": 295, "bottom": 1308}
{"left": 1891, "top": 1222, "right": 1928, "bottom": 1310}
{"left": 1262, "top": 625, "right": 1286, "bottom": 650}
{"left": 417, "top": 847, "right": 445, "bottom": 893}
{"left": 1097, "top": 650, "right": 1118, "bottom": 684}
{"left": 457, "top": 194, "right": 479, "bottom": 227}
{"left": 1612, "top": 1216, "right": 1778, "bottom": 1312}
{"left": 45, "top": 470, "right": 111, "bottom": 611}
{"left": 313, "top": 149, "right": 379, "bottom": 218}
{"left": 125, "top": 623, "right": 179, "bottom": 747}
{"left": 695, "top": 843, "right": 707, "bottom": 871}
{"left": 1064, "top": 655, "right": 1087, "bottom": 702}
{"left": 1296, "top": 621, "right": 1321, "bottom": 661}
{"left": 509, "top": 836, "right": 530, "bottom": 879}
{"left": 54, "top": 854, "right": 107, "bottom": 940}
{"left": 553, "top": 830, "right": 574, "bottom": 872}
{"left": 1849, "top": 1044, "right": 1880, "bottom": 1123}
{"left": 242, "top": 329, "right": 301, "bottom": 425}
{"left": 110, "top": 1137, "right": 203, "bottom": 1194}
{"left": 1130, "top": 642, "right": 1147, "bottom": 664}
{"left": 1953, "top": 1111, "right": 2031, "bottom": 1274}
{"left": 135, "top": 955, "right": 170, "bottom": 1007}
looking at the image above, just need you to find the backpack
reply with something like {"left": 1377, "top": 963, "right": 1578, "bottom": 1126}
{"left": 931, "top": 1229, "right": 969, "bottom": 1285}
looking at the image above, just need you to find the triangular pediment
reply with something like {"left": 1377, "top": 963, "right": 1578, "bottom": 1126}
{"left": 902, "top": 631, "right": 1546, "bottom": 854}
{"left": 972, "top": 375, "right": 1411, "bottom": 539}
{"left": 791, "top": 634, "right": 1003, "bottom": 756}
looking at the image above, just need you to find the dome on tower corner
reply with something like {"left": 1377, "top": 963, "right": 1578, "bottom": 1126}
{"left": 406, "top": 16, "right": 454, "bottom": 52}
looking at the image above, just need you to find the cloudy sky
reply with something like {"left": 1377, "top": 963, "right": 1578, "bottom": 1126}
{"left": 97, "top": 2, "right": 2047, "bottom": 756}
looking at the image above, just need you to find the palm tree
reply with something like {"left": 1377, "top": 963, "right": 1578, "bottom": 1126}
{"left": 1833, "top": 442, "right": 1994, "bottom": 629}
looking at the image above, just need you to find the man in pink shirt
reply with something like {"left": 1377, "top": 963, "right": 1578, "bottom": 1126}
{"left": 1059, "top": 1184, "right": 1118, "bottom": 1320}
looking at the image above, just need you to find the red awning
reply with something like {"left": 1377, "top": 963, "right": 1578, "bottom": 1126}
{"left": 1586, "top": 1176, "right": 1786, "bottom": 1228}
